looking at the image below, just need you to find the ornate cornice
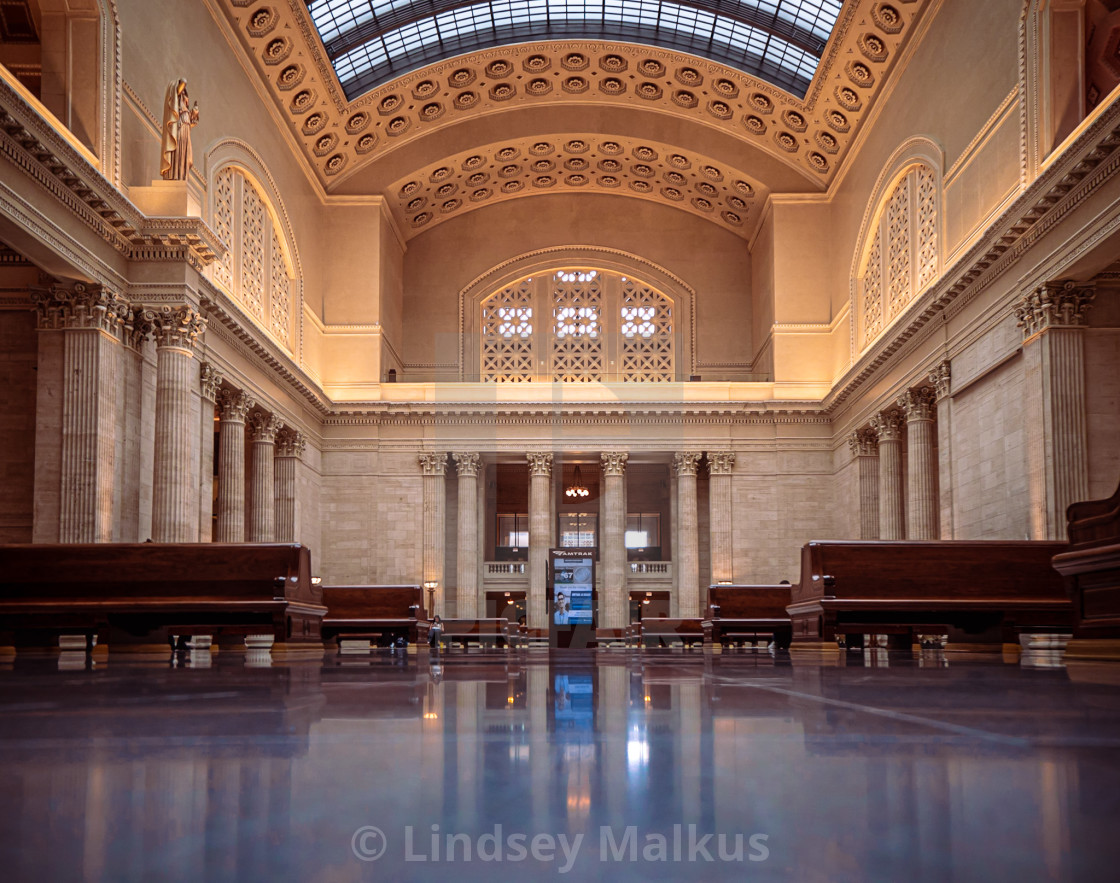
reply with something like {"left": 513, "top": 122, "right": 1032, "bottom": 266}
{"left": 848, "top": 428, "right": 878, "bottom": 458}
{"left": 600, "top": 451, "right": 629, "bottom": 477}
{"left": 276, "top": 428, "right": 307, "bottom": 459}
{"left": 1014, "top": 280, "right": 1096, "bottom": 338}
{"left": 869, "top": 408, "right": 904, "bottom": 443}
{"left": 526, "top": 452, "right": 553, "bottom": 477}
{"left": 672, "top": 451, "right": 702, "bottom": 477}
{"left": 217, "top": 388, "right": 254, "bottom": 422}
{"left": 452, "top": 451, "right": 481, "bottom": 477}
{"left": 418, "top": 451, "right": 448, "bottom": 475}
{"left": 707, "top": 451, "right": 736, "bottom": 474}
{"left": 248, "top": 411, "right": 283, "bottom": 443}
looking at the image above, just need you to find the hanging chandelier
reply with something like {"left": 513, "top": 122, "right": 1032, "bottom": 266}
{"left": 565, "top": 464, "right": 589, "bottom": 499}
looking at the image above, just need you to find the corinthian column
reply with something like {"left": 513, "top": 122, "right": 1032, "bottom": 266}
{"left": 419, "top": 452, "right": 448, "bottom": 614}
{"left": 848, "top": 429, "right": 880, "bottom": 540}
{"left": 33, "top": 284, "right": 127, "bottom": 543}
{"left": 453, "top": 453, "right": 481, "bottom": 619}
{"left": 930, "top": 361, "right": 953, "bottom": 539}
{"left": 900, "top": 387, "right": 938, "bottom": 540}
{"left": 274, "top": 428, "right": 305, "bottom": 543}
{"left": 198, "top": 363, "right": 222, "bottom": 542}
{"left": 526, "top": 452, "right": 553, "bottom": 630}
{"left": 150, "top": 305, "right": 205, "bottom": 543}
{"left": 216, "top": 388, "right": 254, "bottom": 542}
{"left": 674, "top": 452, "right": 702, "bottom": 617}
{"left": 707, "top": 452, "right": 735, "bottom": 584}
{"left": 247, "top": 412, "right": 282, "bottom": 542}
{"left": 1015, "top": 282, "right": 1095, "bottom": 539}
{"left": 871, "top": 408, "right": 905, "bottom": 540}
{"left": 600, "top": 451, "right": 629, "bottom": 629}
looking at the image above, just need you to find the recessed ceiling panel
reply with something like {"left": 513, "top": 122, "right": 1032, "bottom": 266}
{"left": 307, "top": 0, "right": 843, "bottom": 100}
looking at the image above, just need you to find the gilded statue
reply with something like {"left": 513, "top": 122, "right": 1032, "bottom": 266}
{"left": 160, "top": 78, "right": 199, "bottom": 180}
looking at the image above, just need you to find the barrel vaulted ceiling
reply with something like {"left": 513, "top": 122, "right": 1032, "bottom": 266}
{"left": 215, "top": 0, "right": 930, "bottom": 239}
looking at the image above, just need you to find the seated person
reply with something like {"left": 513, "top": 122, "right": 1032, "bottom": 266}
{"left": 429, "top": 614, "right": 443, "bottom": 649}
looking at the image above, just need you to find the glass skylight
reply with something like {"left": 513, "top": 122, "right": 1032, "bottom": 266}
{"left": 306, "top": 1, "right": 843, "bottom": 100}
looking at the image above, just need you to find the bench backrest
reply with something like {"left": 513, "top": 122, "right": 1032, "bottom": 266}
{"left": 1066, "top": 479, "right": 1120, "bottom": 549}
{"left": 0, "top": 543, "right": 318, "bottom": 604}
{"left": 321, "top": 585, "right": 424, "bottom": 620}
{"left": 794, "top": 540, "right": 1068, "bottom": 604}
{"left": 641, "top": 617, "right": 704, "bottom": 634}
{"left": 439, "top": 618, "right": 509, "bottom": 636}
{"left": 707, "top": 585, "right": 791, "bottom": 619}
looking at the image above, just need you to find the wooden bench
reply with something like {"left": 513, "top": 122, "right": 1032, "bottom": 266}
{"left": 320, "top": 585, "right": 428, "bottom": 647}
{"left": 1052, "top": 479, "right": 1120, "bottom": 638}
{"left": 787, "top": 540, "right": 1073, "bottom": 648}
{"left": 433, "top": 618, "right": 511, "bottom": 647}
{"left": 0, "top": 543, "right": 326, "bottom": 649}
{"left": 639, "top": 617, "right": 705, "bottom": 647}
{"left": 705, "top": 584, "right": 793, "bottom": 649}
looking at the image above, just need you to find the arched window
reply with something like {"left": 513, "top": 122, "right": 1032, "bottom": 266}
{"left": 858, "top": 164, "right": 938, "bottom": 348}
{"left": 211, "top": 167, "right": 294, "bottom": 348}
{"left": 481, "top": 268, "right": 675, "bottom": 382}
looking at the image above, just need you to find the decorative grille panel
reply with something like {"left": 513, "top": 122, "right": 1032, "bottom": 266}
{"left": 550, "top": 270, "right": 603, "bottom": 382}
{"left": 241, "top": 185, "right": 266, "bottom": 320}
{"left": 212, "top": 169, "right": 235, "bottom": 292}
{"left": 862, "top": 229, "right": 883, "bottom": 344}
{"left": 481, "top": 280, "right": 534, "bottom": 382}
{"left": 916, "top": 166, "right": 938, "bottom": 290}
{"left": 886, "top": 176, "right": 911, "bottom": 318}
{"left": 620, "top": 279, "right": 674, "bottom": 381}
{"left": 270, "top": 229, "right": 290, "bottom": 344}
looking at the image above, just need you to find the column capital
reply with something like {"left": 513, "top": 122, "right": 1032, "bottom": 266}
{"left": 673, "top": 451, "right": 703, "bottom": 477}
{"left": 276, "top": 428, "right": 306, "bottom": 459}
{"left": 419, "top": 451, "right": 448, "bottom": 476}
{"left": 199, "top": 362, "right": 223, "bottom": 401}
{"left": 1014, "top": 280, "right": 1096, "bottom": 338}
{"left": 848, "top": 428, "right": 879, "bottom": 458}
{"left": 929, "top": 360, "right": 951, "bottom": 400}
{"left": 32, "top": 282, "right": 130, "bottom": 335}
{"left": 870, "top": 408, "right": 905, "bottom": 442}
{"left": 707, "top": 451, "right": 736, "bottom": 475}
{"left": 248, "top": 411, "right": 282, "bottom": 443}
{"left": 453, "top": 452, "right": 481, "bottom": 477}
{"left": 217, "top": 388, "right": 254, "bottom": 422}
{"left": 526, "top": 452, "right": 553, "bottom": 477}
{"left": 600, "top": 451, "right": 629, "bottom": 476}
{"left": 145, "top": 305, "right": 206, "bottom": 351}
{"left": 899, "top": 387, "right": 936, "bottom": 421}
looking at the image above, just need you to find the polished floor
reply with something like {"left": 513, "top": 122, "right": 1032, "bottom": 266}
{"left": 1, "top": 646, "right": 1118, "bottom": 882}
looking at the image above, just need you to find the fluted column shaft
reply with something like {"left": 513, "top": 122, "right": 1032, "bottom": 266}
{"left": 871, "top": 410, "right": 905, "bottom": 540}
{"left": 600, "top": 452, "right": 628, "bottom": 629}
{"left": 707, "top": 452, "right": 735, "bottom": 584}
{"left": 901, "top": 388, "right": 938, "bottom": 540}
{"left": 247, "top": 413, "right": 281, "bottom": 542}
{"left": 849, "top": 429, "right": 880, "bottom": 539}
{"left": 453, "top": 453, "right": 481, "bottom": 619}
{"left": 151, "top": 306, "right": 204, "bottom": 543}
{"left": 274, "top": 429, "right": 305, "bottom": 543}
{"left": 674, "top": 452, "right": 702, "bottom": 617}
{"left": 1016, "top": 282, "right": 1094, "bottom": 539}
{"left": 198, "top": 363, "right": 221, "bottom": 542}
{"left": 527, "top": 453, "right": 553, "bottom": 630}
{"left": 419, "top": 453, "right": 448, "bottom": 614}
{"left": 930, "top": 361, "right": 954, "bottom": 539}
{"left": 216, "top": 389, "right": 254, "bottom": 543}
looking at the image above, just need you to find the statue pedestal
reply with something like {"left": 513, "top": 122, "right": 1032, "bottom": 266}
{"left": 129, "top": 178, "right": 204, "bottom": 218}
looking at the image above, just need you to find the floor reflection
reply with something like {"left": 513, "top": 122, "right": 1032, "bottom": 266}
{"left": 0, "top": 648, "right": 1118, "bottom": 881}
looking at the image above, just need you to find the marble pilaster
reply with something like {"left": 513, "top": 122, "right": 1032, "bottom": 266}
{"left": 600, "top": 451, "right": 629, "bottom": 629}
{"left": 848, "top": 429, "right": 880, "bottom": 540}
{"left": 419, "top": 452, "right": 448, "bottom": 614}
{"left": 453, "top": 453, "right": 481, "bottom": 619}
{"left": 274, "top": 429, "right": 305, "bottom": 543}
{"left": 215, "top": 389, "right": 254, "bottom": 543}
{"left": 673, "top": 452, "right": 702, "bottom": 617}
{"left": 930, "top": 361, "right": 954, "bottom": 539}
{"left": 150, "top": 305, "right": 205, "bottom": 543}
{"left": 871, "top": 409, "right": 906, "bottom": 540}
{"left": 526, "top": 452, "right": 553, "bottom": 630}
{"left": 247, "top": 412, "right": 282, "bottom": 543}
{"left": 707, "top": 451, "right": 735, "bottom": 584}
{"left": 900, "top": 387, "right": 938, "bottom": 540}
{"left": 198, "top": 363, "right": 221, "bottom": 542}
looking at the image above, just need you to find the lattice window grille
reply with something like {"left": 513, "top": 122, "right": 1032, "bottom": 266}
{"left": 916, "top": 167, "right": 938, "bottom": 290}
{"left": 241, "top": 186, "right": 266, "bottom": 320}
{"left": 862, "top": 229, "right": 883, "bottom": 342}
{"left": 550, "top": 270, "right": 603, "bottom": 382}
{"left": 270, "top": 229, "right": 290, "bottom": 344}
{"left": 481, "top": 280, "right": 534, "bottom": 382}
{"left": 213, "top": 169, "right": 235, "bottom": 292}
{"left": 886, "top": 176, "right": 911, "bottom": 317}
{"left": 620, "top": 279, "right": 674, "bottom": 382}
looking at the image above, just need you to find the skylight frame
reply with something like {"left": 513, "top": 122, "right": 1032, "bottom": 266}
{"left": 305, "top": 0, "right": 844, "bottom": 100}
